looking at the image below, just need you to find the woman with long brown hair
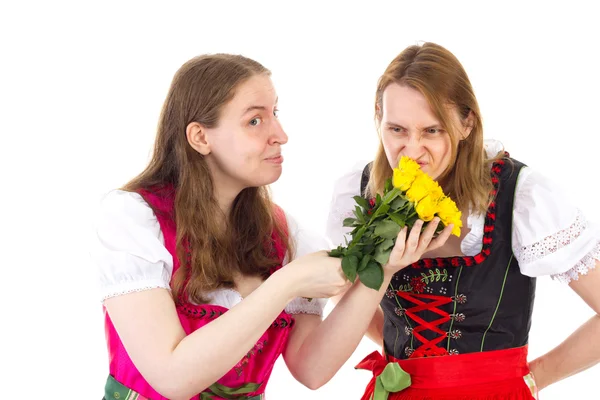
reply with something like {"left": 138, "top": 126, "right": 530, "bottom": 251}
{"left": 91, "top": 53, "right": 446, "bottom": 399}
{"left": 327, "top": 42, "right": 600, "bottom": 398}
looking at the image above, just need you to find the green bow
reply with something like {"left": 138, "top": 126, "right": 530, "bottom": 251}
{"left": 200, "top": 382, "right": 263, "bottom": 400}
{"left": 372, "top": 362, "right": 411, "bottom": 400}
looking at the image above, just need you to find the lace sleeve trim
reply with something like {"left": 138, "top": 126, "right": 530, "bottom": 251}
{"left": 102, "top": 284, "right": 171, "bottom": 301}
{"left": 551, "top": 241, "right": 600, "bottom": 284}
{"left": 514, "top": 210, "right": 587, "bottom": 265}
{"left": 285, "top": 297, "right": 327, "bottom": 316}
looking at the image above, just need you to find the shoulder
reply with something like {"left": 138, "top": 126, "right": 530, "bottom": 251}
{"left": 91, "top": 190, "right": 173, "bottom": 301}
{"left": 511, "top": 165, "right": 600, "bottom": 280}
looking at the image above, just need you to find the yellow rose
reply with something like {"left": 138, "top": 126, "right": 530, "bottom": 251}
{"left": 405, "top": 173, "right": 431, "bottom": 203}
{"left": 436, "top": 197, "right": 462, "bottom": 236}
{"left": 451, "top": 218, "right": 462, "bottom": 237}
{"left": 415, "top": 195, "right": 437, "bottom": 221}
{"left": 398, "top": 156, "right": 421, "bottom": 177}
{"left": 392, "top": 168, "right": 415, "bottom": 191}
{"left": 446, "top": 213, "right": 463, "bottom": 236}
{"left": 428, "top": 180, "right": 444, "bottom": 203}
{"left": 437, "top": 197, "right": 459, "bottom": 222}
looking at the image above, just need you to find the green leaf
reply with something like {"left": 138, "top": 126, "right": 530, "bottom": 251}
{"left": 353, "top": 225, "right": 367, "bottom": 243}
{"left": 358, "top": 254, "right": 372, "bottom": 272}
{"left": 373, "top": 246, "right": 392, "bottom": 265}
{"left": 358, "top": 261, "right": 385, "bottom": 290}
{"left": 362, "top": 244, "right": 375, "bottom": 255}
{"left": 328, "top": 247, "right": 345, "bottom": 258}
{"left": 435, "top": 268, "right": 441, "bottom": 282}
{"left": 342, "top": 255, "right": 359, "bottom": 283}
{"left": 435, "top": 222, "right": 445, "bottom": 235}
{"left": 374, "top": 220, "right": 402, "bottom": 239}
{"left": 345, "top": 248, "right": 362, "bottom": 258}
{"left": 421, "top": 272, "right": 429, "bottom": 284}
{"left": 360, "top": 237, "right": 375, "bottom": 247}
{"left": 354, "top": 206, "right": 366, "bottom": 224}
{"left": 353, "top": 195, "right": 370, "bottom": 210}
{"left": 382, "top": 188, "right": 400, "bottom": 205}
{"left": 376, "top": 193, "right": 382, "bottom": 205}
{"left": 390, "top": 197, "right": 408, "bottom": 211}
{"left": 380, "top": 238, "right": 394, "bottom": 251}
{"left": 370, "top": 204, "right": 390, "bottom": 221}
{"left": 384, "top": 178, "right": 392, "bottom": 193}
{"left": 406, "top": 212, "right": 419, "bottom": 226}
{"left": 359, "top": 231, "right": 376, "bottom": 244}
{"left": 343, "top": 217, "right": 357, "bottom": 227}
{"left": 389, "top": 213, "right": 406, "bottom": 226}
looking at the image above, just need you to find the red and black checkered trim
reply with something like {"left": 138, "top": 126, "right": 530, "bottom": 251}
{"left": 410, "top": 157, "right": 507, "bottom": 270}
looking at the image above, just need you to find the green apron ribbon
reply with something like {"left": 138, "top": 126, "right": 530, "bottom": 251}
{"left": 200, "top": 382, "right": 263, "bottom": 399}
{"left": 104, "top": 375, "right": 263, "bottom": 400}
{"left": 373, "top": 362, "right": 411, "bottom": 400}
{"left": 104, "top": 375, "right": 148, "bottom": 400}
{"left": 355, "top": 351, "right": 412, "bottom": 400}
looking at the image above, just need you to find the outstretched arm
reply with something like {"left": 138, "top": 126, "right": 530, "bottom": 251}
{"left": 529, "top": 260, "right": 600, "bottom": 390}
{"left": 283, "top": 219, "right": 453, "bottom": 389}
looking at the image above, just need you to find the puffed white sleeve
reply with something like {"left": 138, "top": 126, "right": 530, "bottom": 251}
{"left": 512, "top": 168, "right": 600, "bottom": 283}
{"left": 283, "top": 211, "right": 331, "bottom": 316}
{"left": 90, "top": 190, "right": 173, "bottom": 301}
{"left": 325, "top": 162, "right": 367, "bottom": 248}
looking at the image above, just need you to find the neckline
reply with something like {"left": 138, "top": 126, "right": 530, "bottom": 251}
{"left": 177, "top": 290, "right": 294, "bottom": 322}
{"left": 409, "top": 158, "right": 506, "bottom": 270}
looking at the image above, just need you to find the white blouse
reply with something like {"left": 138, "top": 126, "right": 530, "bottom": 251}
{"left": 90, "top": 190, "right": 329, "bottom": 315}
{"left": 325, "top": 141, "right": 599, "bottom": 283}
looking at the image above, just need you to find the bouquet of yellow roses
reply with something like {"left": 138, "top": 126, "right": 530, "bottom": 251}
{"left": 329, "top": 157, "right": 462, "bottom": 290}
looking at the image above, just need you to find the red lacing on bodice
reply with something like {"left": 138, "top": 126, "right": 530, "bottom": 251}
{"left": 396, "top": 156, "right": 508, "bottom": 358}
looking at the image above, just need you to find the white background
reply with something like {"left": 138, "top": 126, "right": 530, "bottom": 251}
{"left": 1, "top": 0, "right": 599, "bottom": 398}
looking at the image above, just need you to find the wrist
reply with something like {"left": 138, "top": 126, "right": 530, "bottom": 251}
{"left": 382, "top": 269, "right": 396, "bottom": 285}
{"left": 528, "top": 357, "right": 548, "bottom": 391}
{"left": 269, "top": 266, "right": 299, "bottom": 302}
{"left": 383, "top": 261, "right": 408, "bottom": 280}
{"left": 378, "top": 272, "right": 394, "bottom": 293}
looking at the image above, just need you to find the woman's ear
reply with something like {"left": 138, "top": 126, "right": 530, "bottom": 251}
{"left": 186, "top": 122, "right": 211, "bottom": 155}
{"left": 462, "top": 111, "right": 475, "bottom": 139}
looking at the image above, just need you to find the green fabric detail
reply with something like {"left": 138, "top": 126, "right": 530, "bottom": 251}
{"left": 447, "top": 265, "right": 464, "bottom": 351}
{"left": 523, "top": 373, "right": 538, "bottom": 398}
{"left": 372, "top": 362, "right": 411, "bottom": 400}
{"left": 104, "top": 375, "right": 142, "bottom": 400}
{"left": 104, "top": 375, "right": 263, "bottom": 400}
{"left": 200, "top": 381, "right": 263, "bottom": 399}
{"left": 480, "top": 254, "right": 514, "bottom": 351}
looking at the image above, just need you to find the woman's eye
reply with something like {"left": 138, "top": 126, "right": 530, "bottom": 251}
{"left": 250, "top": 117, "right": 262, "bottom": 126}
{"left": 273, "top": 109, "right": 279, "bottom": 118}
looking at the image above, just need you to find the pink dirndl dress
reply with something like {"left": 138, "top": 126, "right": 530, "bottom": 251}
{"left": 103, "top": 187, "right": 293, "bottom": 399}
